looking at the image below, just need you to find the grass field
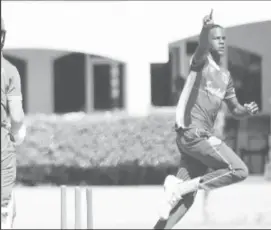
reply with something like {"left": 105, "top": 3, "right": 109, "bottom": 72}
{"left": 13, "top": 176, "right": 271, "bottom": 229}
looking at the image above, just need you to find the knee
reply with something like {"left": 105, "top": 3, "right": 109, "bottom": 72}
{"left": 232, "top": 164, "right": 249, "bottom": 182}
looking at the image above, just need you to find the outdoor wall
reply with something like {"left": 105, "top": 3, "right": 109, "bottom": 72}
{"left": 3, "top": 49, "right": 125, "bottom": 114}
{"left": 4, "top": 21, "right": 270, "bottom": 115}
{"left": 3, "top": 49, "right": 68, "bottom": 114}
{"left": 226, "top": 21, "right": 271, "bottom": 114}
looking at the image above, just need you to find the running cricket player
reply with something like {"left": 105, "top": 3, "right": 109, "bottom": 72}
{"left": 1, "top": 17, "right": 26, "bottom": 229}
{"left": 153, "top": 10, "right": 259, "bottom": 229}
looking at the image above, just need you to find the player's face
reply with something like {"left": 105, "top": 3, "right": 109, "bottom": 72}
{"left": 209, "top": 27, "right": 226, "bottom": 56}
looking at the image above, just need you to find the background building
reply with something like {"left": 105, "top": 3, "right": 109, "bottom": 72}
{"left": 3, "top": 21, "right": 271, "bottom": 116}
{"left": 3, "top": 50, "right": 125, "bottom": 114}
{"left": 2, "top": 1, "right": 271, "bottom": 116}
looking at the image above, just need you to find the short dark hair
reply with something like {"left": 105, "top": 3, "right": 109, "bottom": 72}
{"left": 211, "top": 24, "right": 224, "bottom": 30}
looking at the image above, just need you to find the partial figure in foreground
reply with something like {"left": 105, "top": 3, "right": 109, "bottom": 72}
{"left": 153, "top": 10, "right": 259, "bottom": 229}
{"left": 1, "top": 17, "right": 26, "bottom": 229}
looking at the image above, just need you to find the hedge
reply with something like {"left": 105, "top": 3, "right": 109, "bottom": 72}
{"left": 15, "top": 112, "right": 270, "bottom": 186}
{"left": 16, "top": 113, "right": 181, "bottom": 186}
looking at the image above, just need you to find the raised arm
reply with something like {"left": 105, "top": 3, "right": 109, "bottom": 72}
{"left": 191, "top": 9, "right": 214, "bottom": 69}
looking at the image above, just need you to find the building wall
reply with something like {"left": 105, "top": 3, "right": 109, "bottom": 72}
{"left": 226, "top": 21, "right": 271, "bottom": 114}
{"left": 3, "top": 49, "right": 69, "bottom": 114}
{"left": 3, "top": 49, "right": 122, "bottom": 114}
{"left": 4, "top": 22, "right": 271, "bottom": 115}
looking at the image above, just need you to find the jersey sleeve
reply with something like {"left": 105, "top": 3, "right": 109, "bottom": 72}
{"left": 189, "top": 54, "right": 207, "bottom": 72}
{"left": 7, "top": 66, "right": 23, "bottom": 101}
{"left": 224, "top": 74, "right": 236, "bottom": 100}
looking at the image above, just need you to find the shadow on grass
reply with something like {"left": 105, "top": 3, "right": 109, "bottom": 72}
{"left": 17, "top": 163, "right": 179, "bottom": 186}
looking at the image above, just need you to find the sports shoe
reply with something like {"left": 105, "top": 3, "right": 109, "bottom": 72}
{"left": 158, "top": 175, "right": 184, "bottom": 220}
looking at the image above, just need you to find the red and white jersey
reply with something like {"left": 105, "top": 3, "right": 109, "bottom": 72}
{"left": 176, "top": 54, "right": 236, "bottom": 132}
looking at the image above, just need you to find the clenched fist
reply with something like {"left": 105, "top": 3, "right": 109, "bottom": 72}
{"left": 203, "top": 9, "right": 214, "bottom": 26}
{"left": 244, "top": 101, "right": 259, "bottom": 115}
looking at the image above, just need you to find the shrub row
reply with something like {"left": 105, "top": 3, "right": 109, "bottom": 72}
{"left": 16, "top": 113, "right": 269, "bottom": 186}
{"left": 17, "top": 113, "right": 180, "bottom": 186}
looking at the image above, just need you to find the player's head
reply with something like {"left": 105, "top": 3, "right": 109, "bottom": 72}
{"left": 209, "top": 24, "right": 226, "bottom": 56}
{"left": 1, "top": 17, "right": 7, "bottom": 50}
